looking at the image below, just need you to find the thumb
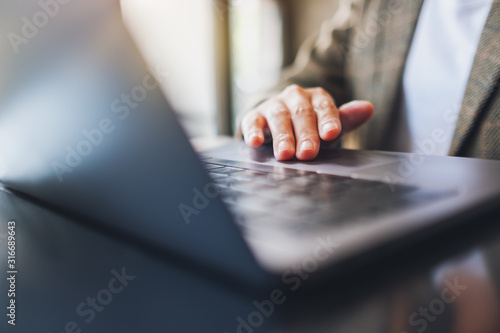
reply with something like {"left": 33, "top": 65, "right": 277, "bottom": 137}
{"left": 338, "top": 100, "right": 374, "bottom": 133}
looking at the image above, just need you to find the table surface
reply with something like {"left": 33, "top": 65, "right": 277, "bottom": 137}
{"left": 1, "top": 141, "right": 500, "bottom": 333}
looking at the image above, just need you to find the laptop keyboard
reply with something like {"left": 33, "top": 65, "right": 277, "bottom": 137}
{"left": 202, "top": 159, "right": 453, "bottom": 233}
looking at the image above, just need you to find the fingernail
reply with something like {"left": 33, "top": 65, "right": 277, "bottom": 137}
{"left": 278, "top": 140, "right": 293, "bottom": 152}
{"left": 300, "top": 140, "right": 314, "bottom": 151}
{"left": 322, "top": 122, "right": 337, "bottom": 134}
{"left": 248, "top": 132, "right": 261, "bottom": 140}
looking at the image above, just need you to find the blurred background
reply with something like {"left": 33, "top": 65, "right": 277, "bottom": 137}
{"left": 120, "top": 0, "right": 339, "bottom": 138}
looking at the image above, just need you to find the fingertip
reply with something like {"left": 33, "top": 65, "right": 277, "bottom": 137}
{"left": 241, "top": 111, "right": 267, "bottom": 147}
{"left": 339, "top": 100, "right": 374, "bottom": 116}
{"left": 356, "top": 101, "right": 374, "bottom": 118}
{"left": 276, "top": 150, "right": 295, "bottom": 161}
{"left": 338, "top": 100, "right": 374, "bottom": 133}
{"left": 245, "top": 131, "right": 265, "bottom": 147}
{"left": 296, "top": 152, "right": 318, "bottom": 161}
{"left": 320, "top": 121, "right": 342, "bottom": 141}
{"left": 296, "top": 140, "right": 319, "bottom": 161}
{"left": 275, "top": 140, "right": 295, "bottom": 160}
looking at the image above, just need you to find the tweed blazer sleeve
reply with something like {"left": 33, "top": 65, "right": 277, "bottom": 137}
{"left": 251, "top": 0, "right": 363, "bottom": 108}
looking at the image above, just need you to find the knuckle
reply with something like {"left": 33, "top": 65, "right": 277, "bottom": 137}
{"left": 313, "top": 99, "right": 336, "bottom": 113}
{"left": 242, "top": 112, "right": 265, "bottom": 133}
{"left": 242, "top": 112, "right": 258, "bottom": 126}
{"left": 311, "top": 89, "right": 336, "bottom": 107}
{"left": 297, "top": 129, "right": 319, "bottom": 139}
{"left": 274, "top": 133, "right": 294, "bottom": 142}
{"left": 268, "top": 106, "right": 291, "bottom": 120}
{"left": 283, "top": 84, "right": 304, "bottom": 95}
{"left": 292, "top": 105, "right": 315, "bottom": 118}
{"left": 310, "top": 87, "right": 327, "bottom": 95}
{"left": 260, "top": 96, "right": 278, "bottom": 107}
{"left": 249, "top": 112, "right": 261, "bottom": 123}
{"left": 241, "top": 111, "right": 254, "bottom": 122}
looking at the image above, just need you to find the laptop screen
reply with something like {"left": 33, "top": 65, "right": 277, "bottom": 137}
{"left": 0, "top": 0, "right": 269, "bottom": 285}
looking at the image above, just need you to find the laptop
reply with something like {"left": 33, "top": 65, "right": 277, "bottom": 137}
{"left": 1, "top": 0, "right": 499, "bottom": 289}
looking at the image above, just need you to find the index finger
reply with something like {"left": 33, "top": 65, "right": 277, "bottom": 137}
{"left": 310, "top": 88, "right": 342, "bottom": 141}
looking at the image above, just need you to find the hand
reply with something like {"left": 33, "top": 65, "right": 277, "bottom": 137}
{"left": 241, "top": 85, "right": 374, "bottom": 160}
